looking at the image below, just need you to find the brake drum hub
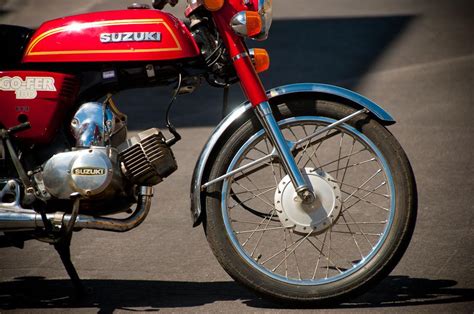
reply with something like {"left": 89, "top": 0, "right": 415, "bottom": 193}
{"left": 275, "top": 168, "right": 341, "bottom": 234}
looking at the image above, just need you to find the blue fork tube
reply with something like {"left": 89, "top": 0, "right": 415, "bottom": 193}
{"left": 254, "top": 102, "right": 312, "bottom": 198}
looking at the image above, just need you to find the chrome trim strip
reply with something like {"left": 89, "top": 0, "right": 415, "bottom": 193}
{"left": 232, "top": 51, "right": 249, "bottom": 62}
{"left": 190, "top": 83, "right": 396, "bottom": 225}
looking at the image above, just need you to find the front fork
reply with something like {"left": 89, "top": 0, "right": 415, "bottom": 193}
{"left": 254, "top": 102, "right": 315, "bottom": 202}
{"left": 211, "top": 8, "right": 314, "bottom": 202}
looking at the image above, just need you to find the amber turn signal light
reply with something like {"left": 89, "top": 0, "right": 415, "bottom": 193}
{"left": 203, "top": 0, "right": 224, "bottom": 11}
{"left": 244, "top": 11, "right": 262, "bottom": 37}
{"left": 249, "top": 48, "right": 270, "bottom": 73}
{"left": 230, "top": 11, "right": 263, "bottom": 38}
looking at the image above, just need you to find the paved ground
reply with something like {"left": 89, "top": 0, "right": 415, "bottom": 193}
{"left": 0, "top": 0, "right": 473, "bottom": 312}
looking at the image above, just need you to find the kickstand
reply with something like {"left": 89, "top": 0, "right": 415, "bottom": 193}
{"left": 53, "top": 193, "right": 85, "bottom": 298}
{"left": 54, "top": 234, "right": 85, "bottom": 297}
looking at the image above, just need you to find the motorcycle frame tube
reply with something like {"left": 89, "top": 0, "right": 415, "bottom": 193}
{"left": 190, "top": 83, "right": 396, "bottom": 226}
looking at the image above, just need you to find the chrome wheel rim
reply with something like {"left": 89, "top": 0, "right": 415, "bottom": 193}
{"left": 221, "top": 116, "right": 396, "bottom": 285}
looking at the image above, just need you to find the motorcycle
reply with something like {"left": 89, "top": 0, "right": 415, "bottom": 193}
{"left": 0, "top": 0, "right": 417, "bottom": 304}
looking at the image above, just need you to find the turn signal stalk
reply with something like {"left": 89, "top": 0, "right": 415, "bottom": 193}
{"left": 249, "top": 48, "right": 270, "bottom": 73}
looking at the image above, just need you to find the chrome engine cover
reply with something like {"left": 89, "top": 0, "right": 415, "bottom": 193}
{"left": 42, "top": 147, "right": 122, "bottom": 199}
{"left": 70, "top": 149, "right": 113, "bottom": 196}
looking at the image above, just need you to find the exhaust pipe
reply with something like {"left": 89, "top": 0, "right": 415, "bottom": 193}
{"left": 0, "top": 186, "right": 153, "bottom": 233}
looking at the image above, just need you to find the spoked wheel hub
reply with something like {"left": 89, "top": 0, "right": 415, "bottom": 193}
{"left": 275, "top": 168, "right": 342, "bottom": 235}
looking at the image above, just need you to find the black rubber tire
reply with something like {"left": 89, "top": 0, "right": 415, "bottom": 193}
{"left": 204, "top": 98, "right": 417, "bottom": 305}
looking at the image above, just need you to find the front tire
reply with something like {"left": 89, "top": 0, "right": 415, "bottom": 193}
{"left": 204, "top": 98, "right": 417, "bottom": 304}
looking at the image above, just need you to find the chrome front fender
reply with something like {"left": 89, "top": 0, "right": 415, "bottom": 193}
{"left": 190, "top": 83, "right": 395, "bottom": 226}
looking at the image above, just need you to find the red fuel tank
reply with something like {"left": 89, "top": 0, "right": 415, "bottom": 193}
{"left": 22, "top": 9, "right": 200, "bottom": 63}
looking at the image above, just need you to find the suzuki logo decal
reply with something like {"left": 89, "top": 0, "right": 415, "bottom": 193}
{"left": 100, "top": 32, "right": 162, "bottom": 43}
{"left": 72, "top": 168, "right": 107, "bottom": 176}
{"left": 0, "top": 76, "right": 56, "bottom": 99}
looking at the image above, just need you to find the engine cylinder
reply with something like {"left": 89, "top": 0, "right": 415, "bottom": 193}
{"left": 118, "top": 128, "right": 177, "bottom": 186}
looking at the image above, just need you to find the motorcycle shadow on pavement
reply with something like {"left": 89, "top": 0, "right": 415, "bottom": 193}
{"left": 0, "top": 275, "right": 472, "bottom": 311}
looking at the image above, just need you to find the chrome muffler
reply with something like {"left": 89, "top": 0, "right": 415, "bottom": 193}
{"left": 0, "top": 186, "right": 153, "bottom": 233}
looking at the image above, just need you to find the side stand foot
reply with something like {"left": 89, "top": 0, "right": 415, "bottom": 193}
{"left": 54, "top": 235, "right": 85, "bottom": 297}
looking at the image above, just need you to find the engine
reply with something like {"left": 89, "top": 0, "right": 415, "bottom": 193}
{"left": 37, "top": 101, "right": 177, "bottom": 203}
{"left": 118, "top": 128, "right": 177, "bottom": 186}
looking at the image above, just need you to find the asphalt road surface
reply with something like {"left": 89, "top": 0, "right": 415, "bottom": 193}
{"left": 1, "top": 0, "right": 473, "bottom": 312}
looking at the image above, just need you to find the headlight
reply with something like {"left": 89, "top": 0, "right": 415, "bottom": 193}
{"left": 230, "top": 0, "right": 273, "bottom": 40}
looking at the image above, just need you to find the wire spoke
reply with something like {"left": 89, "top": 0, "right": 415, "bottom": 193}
{"left": 287, "top": 126, "right": 300, "bottom": 142}
{"left": 250, "top": 145, "right": 270, "bottom": 158}
{"left": 242, "top": 174, "right": 275, "bottom": 205}
{"left": 229, "top": 185, "right": 276, "bottom": 209}
{"left": 241, "top": 214, "right": 272, "bottom": 247}
{"left": 336, "top": 133, "right": 344, "bottom": 180}
{"left": 341, "top": 210, "right": 375, "bottom": 248}
{"left": 341, "top": 189, "right": 390, "bottom": 211}
{"left": 231, "top": 219, "right": 280, "bottom": 227}
{"left": 260, "top": 232, "right": 303, "bottom": 265}
{"left": 301, "top": 129, "right": 335, "bottom": 169}
{"left": 297, "top": 128, "right": 341, "bottom": 165}
{"left": 331, "top": 230, "right": 383, "bottom": 237}
{"left": 335, "top": 220, "right": 388, "bottom": 225}
{"left": 250, "top": 207, "right": 278, "bottom": 257}
{"left": 235, "top": 226, "right": 288, "bottom": 234}
{"left": 272, "top": 232, "right": 312, "bottom": 272}
{"left": 340, "top": 215, "right": 364, "bottom": 259}
{"left": 230, "top": 185, "right": 277, "bottom": 196}
{"left": 311, "top": 232, "right": 327, "bottom": 279}
{"left": 326, "top": 225, "right": 333, "bottom": 278}
{"left": 298, "top": 125, "right": 322, "bottom": 169}
{"left": 310, "top": 233, "right": 353, "bottom": 268}
{"left": 338, "top": 137, "right": 355, "bottom": 188}
{"left": 342, "top": 169, "right": 382, "bottom": 204}
{"left": 320, "top": 148, "right": 368, "bottom": 169}
{"left": 233, "top": 180, "right": 274, "bottom": 209}
{"left": 243, "top": 210, "right": 275, "bottom": 247}
{"left": 329, "top": 178, "right": 389, "bottom": 198}
{"left": 289, "top": 231, "right": 302, "bottom": 280}
{"left": 327, "top": 157, "right": 377, "bottom": 175}
{"left": 306, "top": 236, "right": 345, "bottom": 274}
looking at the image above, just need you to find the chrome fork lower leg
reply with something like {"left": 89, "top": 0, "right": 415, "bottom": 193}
{"left": 255, "top": 101, "right": 314, "bottom": 202}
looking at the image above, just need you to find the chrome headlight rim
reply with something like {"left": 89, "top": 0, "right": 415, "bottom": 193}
{"left": 254, "top": 0, "right": 272, "bottom": 40}
{"left": 229, "top": 0, "right": 273, "bottom": 40}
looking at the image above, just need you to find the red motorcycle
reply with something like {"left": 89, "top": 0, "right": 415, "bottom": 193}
{"left": 0, "top": 0, "right": 417, "bottom": 304}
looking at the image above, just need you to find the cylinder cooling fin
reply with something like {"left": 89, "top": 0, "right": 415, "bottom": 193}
{"left": 118, "top": 128, "right": 177, "bottom": 186}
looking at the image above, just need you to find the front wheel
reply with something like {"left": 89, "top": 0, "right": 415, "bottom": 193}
{"left": 204, "top": 99, "right": 417, "bottom": 304}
